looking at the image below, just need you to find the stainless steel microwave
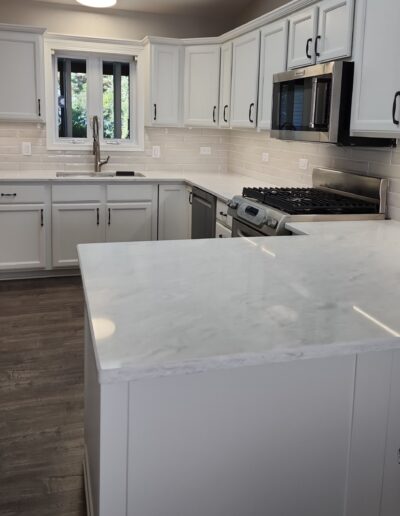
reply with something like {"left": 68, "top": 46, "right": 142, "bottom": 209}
{"left": 271, "top": 61, "right": 394, "bottom": 147}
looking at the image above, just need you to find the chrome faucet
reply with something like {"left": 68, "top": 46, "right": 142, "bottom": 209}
{"left": 92, "top": 116, "right": 110, "bottom": 173}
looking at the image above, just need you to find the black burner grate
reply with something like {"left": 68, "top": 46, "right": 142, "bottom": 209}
{"left": 242, "top": 187, "right": 379, "bottom": 215}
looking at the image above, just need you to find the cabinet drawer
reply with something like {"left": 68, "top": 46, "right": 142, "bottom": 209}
{"left": 216, "top": 199, "right": 232, "bottom": 228}
{"left": 107, "top": 184, "right": 155, "bottom": 202}
{"left": 52, "top": 185, "right": 104, "bottom": 202}
{"left": 216, "top": 221, "right": 232, "bottom": 238}
{"left": 0, "top": 184, "right": 46, "bottom": 203}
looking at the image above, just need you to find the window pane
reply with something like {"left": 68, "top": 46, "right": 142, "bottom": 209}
{"left": 57, "top": 58, "right": 87, "bottom": 138}
{"left": 103, "top": 61, "right": 130, "bottom": 140}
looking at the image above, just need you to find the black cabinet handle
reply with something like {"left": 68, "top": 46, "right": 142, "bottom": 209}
{"left": 153, "top": 104, "right": 157, "bottom": 121}
{"left": 392, "top": 91, "right": 400, "bottom": 125}
{"left": 213, "top": 106, "right": 216, "bottom": 123}
{"left": 315, "top": 36, "right": 321, "bottom": 58}
{"left": 219, "top": 211, "right": 227, "bottom": 217}
{"left": 38, "top": 99, "right": 41, "bottom": 117}
{"left": 96, "top": 208, "right": 99, "bottom": 226}
{"left": 223, "top": 105, "right": 228, "bottom": 123}
{"left": 189, "top": 192, "right": 193, "bottom": 205}
{"left": 249, "top": 103, "right": 255, "bottom": 124}
{"left": 1, "top": 193, "right": 17, "bottom": 197}
{"left": 40, "top": 209, "right": 44, "bottom": 227}
{"left": 306, "top": 38, "right": 313, "bottom": 59}
{"left": 108, "top": 208, "right": 111, "bottom": 225}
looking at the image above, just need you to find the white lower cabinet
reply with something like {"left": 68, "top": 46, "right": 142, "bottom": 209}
{"left": 52, "top": 203, "right": 105, "bottom": 268}
{"left": 0, "top": 204, "right": 46, "bottom": 270}
{"left": 106, "top": 202, "right": 154, "bottom": 243}
{"left": 158, "top": 184, "right": 191, "bottom": 240}
{"left": 215, "top": 221, "right": 231, "bottom": 238}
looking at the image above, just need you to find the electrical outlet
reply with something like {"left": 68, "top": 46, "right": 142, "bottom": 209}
{"left": 22, "top": 142, "right": 32, "bottom": 156}
{"left": 299, "top": 158, "right": 309, "bottom": 170}
{"left": 200, "top": 146, "right": 211, "bottom": 155}
{"left": 262, "top": 152, "right": 269, "bottom": 163}
{"left": 152, "top": 146, "right": 161, "bottom": 159}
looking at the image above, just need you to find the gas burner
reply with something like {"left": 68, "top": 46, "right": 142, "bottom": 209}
{"left": 242, "top": 187, "right": 379, "bottom": 216}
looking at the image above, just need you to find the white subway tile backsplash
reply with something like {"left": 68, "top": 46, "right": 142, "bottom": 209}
{"left": 0, "top": 122, "right": 399, "bottom": 220}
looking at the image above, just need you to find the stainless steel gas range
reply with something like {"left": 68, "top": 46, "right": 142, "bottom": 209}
{"left": 227, "top": 168, "right": 388, "bottom": 238}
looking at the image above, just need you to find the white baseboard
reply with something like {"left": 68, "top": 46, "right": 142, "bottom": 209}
{"left": 83, "top": 444, "right": 94, "bottom": 516}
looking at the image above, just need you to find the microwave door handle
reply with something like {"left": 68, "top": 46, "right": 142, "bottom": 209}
{"left": 309, "top": 77, "right": 318, "bottom": 129}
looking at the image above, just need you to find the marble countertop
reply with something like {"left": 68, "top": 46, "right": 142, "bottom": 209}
{"left": 78, "top": 220, "right": 400, "bottom": 383}
{"left": 0, "top": 170, "right": 272, "bottom": 202}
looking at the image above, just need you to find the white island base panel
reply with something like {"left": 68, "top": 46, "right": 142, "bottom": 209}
{"left": 84, "top": 316, "right": 400, "bottom": 516}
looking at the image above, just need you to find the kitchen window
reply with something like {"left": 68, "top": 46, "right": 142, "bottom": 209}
{"left": 45, "top": 38, "right": 144, "bottom": 151}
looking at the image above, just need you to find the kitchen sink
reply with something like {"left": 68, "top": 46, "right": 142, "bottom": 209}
{"left": 55, "top": 171, "right": 146, "bottom": 179}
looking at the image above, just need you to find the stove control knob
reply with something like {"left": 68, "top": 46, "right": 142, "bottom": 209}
{"left": 267, "top": 218, "right": 278, "bottom": 229}
{"left": 227, "top": 200, "right": 238, "bottom": 209}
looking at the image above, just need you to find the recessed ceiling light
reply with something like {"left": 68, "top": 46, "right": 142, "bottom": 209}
{"left": 77, "top": 0, "right": 117, "bottom": 8}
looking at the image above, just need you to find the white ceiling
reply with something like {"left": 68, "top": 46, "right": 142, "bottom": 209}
{"left": 36, "top": 0, "right": 254, "bottom": 17}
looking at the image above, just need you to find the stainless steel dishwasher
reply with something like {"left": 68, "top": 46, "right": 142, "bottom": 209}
{"left": 191, "top": 187, "right": 216, "bottom": 239}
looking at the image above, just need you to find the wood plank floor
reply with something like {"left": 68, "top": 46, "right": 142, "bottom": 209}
{"left": 0, "top": 277, "right": 86, "bottom": 516}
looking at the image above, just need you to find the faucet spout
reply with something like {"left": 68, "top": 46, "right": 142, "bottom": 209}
{"left": 92, "top": 116, "right": 110, "bottom": 173}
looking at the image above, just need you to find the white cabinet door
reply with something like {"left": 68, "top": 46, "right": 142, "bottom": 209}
{"left": 230, "top": 30, "right": 260, "bottom": 128}
{"left": 52, "top": 203, "right": 105, "bottom": 268}
{"left": 351, "top": 0, "right": 400, "bottom": 138}
{"left": 215, "top": 221, "right": 231, "bottom": 238}
{"left": 316, "top": 0, "right": 354, "bottom": 63}
{"left": 0, "top": 204, "right": 46, "bottom": 270}
{"left": 287, "top": 6, "right": 318, "bottom": 69}
{"left": 0, "top": 30, "right": 44, "bottom": 122}
{"left": 150, "top": 45, "right": 182, "bottom": 127}
{"left": 106, "top": 202, "right": 154, "bottom": 243}
{"left": 184, "top": 45, "right": 220, "bottom": 127}
{"left": 380, "top": 350, "right": 400, "bottom": 516}
{"left": 218, "top": 42, "right": 232, "bottom": 128}
{"left": 257, "top": 20, "right": 288, "bottom": 130}
{"left": 158, "top": 184, "right": 191, "bottom": 240}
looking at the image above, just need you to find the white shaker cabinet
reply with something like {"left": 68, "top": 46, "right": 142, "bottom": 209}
{"left": 184, "top": 45, "right": 220, "bottom": 127}
{"left": 106, "top": 203, "right": 154, "bottom": 243}
{"left": 147, "top": 44, "right": 183, "bottom": 127}
{"left": 0, "top": 28, "right": 44, "bottom": 122}
{"left": 230, "top": 30, "right": 260, "bottom": 129}
{"left": 351, "top": 0, "right": 400, "bottom": 138}
{"left": 315, "top": 0, "right": 354, "bottom": 63}
{"left": 287, "top": 6, "right": 318, "bottom": 69}
{"left": 52, "top": 203, "right": 105, "bottom": 268}
{"left": 218, "top": 42, "right": 232, "bottom": 128}
{"left": 257, "top": 20, "right": 288, "bottom": 130}
{"left": 0, "top": 204, "right": 46, "bottom": 270}
{"left": 158, "top": 184, "right": 191, "bottom": 240}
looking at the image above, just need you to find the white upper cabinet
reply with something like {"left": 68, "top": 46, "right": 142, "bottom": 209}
{"left": 230, "top": 30, "right": 261, "bottom": 129}
{"left": 0, "top": 28, "right": 44, "bottom": 122}
{"left": 316, "top": 0, "right": 354, "bottom": 63}
{"left": 351, "top": 0, "right": 400, "bottom": 138}
{"left": 148, "top": 44, "right": 183, "bottom": 127}
{"left": 287, "top": 6, "right": 318, "bottom": 69}
{"left": 218, "top": 42, "right": 232, "bottom": 128}
{"left": 257, "top": 20, "right": 288, "bottom": 130}
{"left": 184, "top": 45, "right": 220, "bottom": 127}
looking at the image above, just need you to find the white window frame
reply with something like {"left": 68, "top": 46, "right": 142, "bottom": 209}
{"left": 44, "top": 36, "right": 144, "bottom": 152}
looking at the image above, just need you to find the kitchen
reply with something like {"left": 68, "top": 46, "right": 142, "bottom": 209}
{"left": 0, "top": 0, "right": 399, "bottom": 515}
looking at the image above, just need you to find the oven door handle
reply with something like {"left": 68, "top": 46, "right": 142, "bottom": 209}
{"left": 309, "top": 77, "right": 318, "bottom": 129}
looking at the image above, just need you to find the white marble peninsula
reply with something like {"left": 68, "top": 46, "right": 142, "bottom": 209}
{"left": 79, "top": 222, "right": 400, "bottom": 516}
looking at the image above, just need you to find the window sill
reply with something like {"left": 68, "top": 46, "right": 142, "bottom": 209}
{"left": 47, "top": 142, "right": 145, "bottom": 152}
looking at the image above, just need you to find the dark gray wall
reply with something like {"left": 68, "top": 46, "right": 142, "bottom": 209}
{"left": 236, "top": 0, "right": 290, "bottom": 25}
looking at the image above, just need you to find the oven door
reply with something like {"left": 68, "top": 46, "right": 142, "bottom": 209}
{"left": 232, "top": 219, "right": 268, "bottom": 238}
{"left": 271, "top": 62, "right": 343, "bottom": 143}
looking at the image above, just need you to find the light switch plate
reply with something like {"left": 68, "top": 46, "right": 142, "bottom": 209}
{"left": 262, "top": 152, "right": 269, "bottom": 163}
{"left": 200, "top": 146, "right": 211, "bottom": 155}
{"left": 152, "top": 146, "right": 161, "bottom": 159}
{"left": 299, "top": 158, "right": 309, "bottom": 170}
{"left": 22, "top": 142, "right": 32, "bottom": 156}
